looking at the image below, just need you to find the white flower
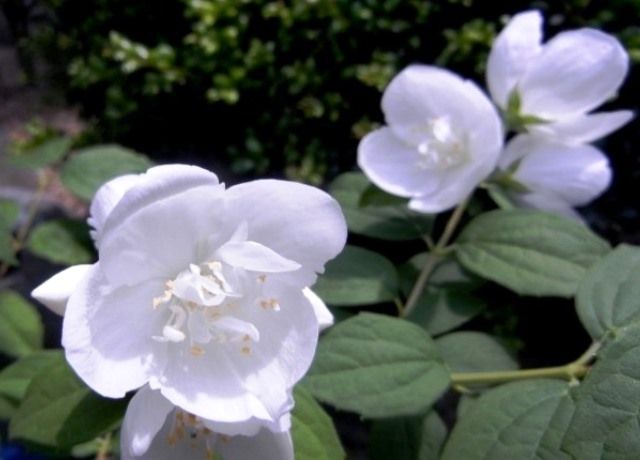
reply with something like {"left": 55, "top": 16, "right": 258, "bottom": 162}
{"left": 121, "top": 385, "right": 293, "bottom": 460}
{"left": 498, "top": 134, "right": 612, "bottom": 217}
{"left": 487, "top": 10, "right": 632, "bottom": 143}
{"left": 31, "top": 164, "right": 346, "bottom": 425}
{"left": 357, "top": 65, "right": 503, "bottom": 213}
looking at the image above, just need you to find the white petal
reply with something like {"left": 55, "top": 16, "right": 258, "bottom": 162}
{"left": 513, "top": 191, "right": 582, "bottom": 220}
{"left": 98, "top": 165, "right": 226, "bottom": 287}
{"left": 62, "top": 264, "right": 166, "bottom": 398}
{"left": 520, "top": 29, "right": 628, "bottom": 119}
{"left": 31, "top": 264, "right": 92, "bottom": 315}
{"left": 203, "top": 407, "right": 292, "bottom": 437}
{"left": 216, "top": 240, "right": 301, "bottom": 273}
{"left": 357, "top": 128, "right": 443, "bottom": 198}
{"left": 506, "top": 135, "right": 612, "bottom": 206}
{"left": 529, "top": 110, "right": 633, "bottom": 144}
{"left": 217, "top": 429, "right": 294, "bottom": 460}
{"left": 407, "top": 159, "right": 494, "bottom": 213}
{"left": 303, "top": 287, "right": 333, "bottom": 331}
{"left": 224, "top": 180, "right": 347, "bottom": 286}
{"left": 121, "top": 386, "right": 173, "bottom": 457}
{"left": 154, "top": 283, "right": 317, "bottom": 424}
{"left": 88, "top": 174, "right": 140, "bottom": 244}
{"left": 382, "top": 65, "right": 503, "bottom": 138}
{"left": 487, "top": 10, "right": 543, "bottom": 107}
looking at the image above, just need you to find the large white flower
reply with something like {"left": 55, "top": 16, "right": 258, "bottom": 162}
{"left": 121, "top": 386, "right": 294, "bottom": 460}
{"left": 31, "top": 164, "right": 346, "bottom": 425}
{"left": 498, "top": 134, "right": 612, "bottom": 217}
{"left": 358, "top": 65, "right": 503, "bottom": 213}
{"left": 487, "top": 10, "right": 632, "bottom": 143}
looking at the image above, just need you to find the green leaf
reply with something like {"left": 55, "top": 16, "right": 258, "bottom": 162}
{"left": 563, "top": 322, "right": 640, "bottom": 459}
{"left": 0, "top": 199, "right": 20, "bottom": 226}
{"left": 441, "top": 379, "right": 573, "bottom": 460}
{"left": 0, "top": 394, "right": 18, "bottom": 419}
{"left": 369, "top": 411, "right": 447, "bottom": 460}
{"left": 10, "top": 354, "right": 127, "bottom": 452}
{"left": 60, "top": 144, "right": 152, "bottom": 200}
{"left": 9, "top": 137, "right": 73, "bottom": 169}
{"left": 0, "top": 199, "right": 20, "bottom": 266}
{"left": 26, "top": 219, "right": 94, "bottom": 265}
{"left": 486, "top": 185, "right": 515, "bottom": 210}
{"left": 456, "top": 210, "right": 610, "bottom": 297}
{"left": 576, "top": 244, "right": 640, "bottom": 340}
{"left": 0, "top": 350, "right": 62, "bottom": 401}
{"left": 292, "top": 385, "right": 345, "bottom": 460}
{"left": 305, "top": 313, "right": 450, "bottom": 418}
{"left": 435, "top": 331, "right": 518, "bottom": 373}
{"left": 0, "top": 290, "right": 44, "bottom": 357}
{"left": 329, "top": 172, "right": 433, "bottom": 241}
{"left": 401, "top": 256, "right": 486, "bottom": 335}
{"left": 313, "top": 245, "right": 398, "bottom": 306}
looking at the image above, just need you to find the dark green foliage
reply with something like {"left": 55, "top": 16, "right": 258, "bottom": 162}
{"left": 28, "top": 0, "right": 639, "bottom": 181}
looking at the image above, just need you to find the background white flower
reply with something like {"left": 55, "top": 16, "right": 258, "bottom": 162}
{"left": 121, "top": 386, "right": 294, "bottom": 460}
{"left": 32, "top": 164, "right": 347, "bottom": 426}
{"left": 487, "top": 10, "right": 632, "bottom": 143}
{"left": 358, "top": 65, "right": 503, "bottom": 213}
{"left": 498, "top": 134, "right": 612, "bottom": 217}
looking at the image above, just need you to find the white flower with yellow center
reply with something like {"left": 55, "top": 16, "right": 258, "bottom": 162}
{"left": 121, "top": 386, "right": 294, "bottom": 460}
{"left": 32, "top": 164, "right": 346, "bottom": 425}
{"left": 357, "top": 65, "right": 503, "bottom": 213}
{"left": 487, "top": 10, "right": 632, "bottom": 142}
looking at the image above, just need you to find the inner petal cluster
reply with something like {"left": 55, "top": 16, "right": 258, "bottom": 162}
{"left": 412, "top": 117, "right": 469, "bottom": 170}
{"left": 152, "top": 260, "right": 273, "bottom": 357}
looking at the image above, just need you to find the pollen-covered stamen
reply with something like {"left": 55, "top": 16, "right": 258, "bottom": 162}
{"left": 167, "top": 409, "right": 224, "bottom": 459}
{"left": 411, "top": 117, "right": 468, "bottom": 170}
{"left": 152, "top": 260, "right": 262, "bottom": 354}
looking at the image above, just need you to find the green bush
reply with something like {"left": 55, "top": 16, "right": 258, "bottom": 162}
{"left": 29, "top": 0, "right": 640, "bottom": 182}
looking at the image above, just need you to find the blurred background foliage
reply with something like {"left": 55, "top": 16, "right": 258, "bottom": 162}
{"left": 5, "top": 0, "right": 639, "bottom": 186}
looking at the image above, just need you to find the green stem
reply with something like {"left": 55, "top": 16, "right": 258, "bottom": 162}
{"left": 95, "top": 432, "right": 112, "bottom": 460}
{"left": 451, "top": 341, "right": 601, "bottom": 387}
{"left": 0, "top": 171, "right": 51, "bottom": 279}
{"left": 402, "top": 199, "right": 468, "bottom": 317}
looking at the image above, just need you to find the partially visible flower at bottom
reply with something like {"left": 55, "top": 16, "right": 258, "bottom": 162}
{"left": 121, "top": 386, "right": 293, "bottom": 460}
{"left": 497, "top": 134, "right": 612, "bottom": 218}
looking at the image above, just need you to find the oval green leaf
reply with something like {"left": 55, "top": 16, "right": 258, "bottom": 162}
{"left": 313, "top": 245, "right": 398, "bottom": 306}
{"left": 305, "top": 313, "right": 450, "bottom": 418}
{"left": 563, "top": 321, "right": 640, "bottom": 459}
{"left": 9, "top": 137, "right": 73, "bottom": 169}
{"left": 60, "top": 144, "right": 152, "bottom": 200}
{"left": 27, "top": 219, "right": 94, "bottom": 266}
{"left": 456, "top": 210, "right": 610, "bottom": 297}
{"left": 9, "top": 354, "right": 127, "bottom": 452}
{"left": 576, "top": 244, "right": 640, "bottom": 340}
{"left": 435, "top": 331, "right": 518, "bottom": 373}
{"left": 369, "top": 411, "right": 447, "bottom": 460}
{"left": 329, "top": 172, "right": 433, "bottom": 241}
{"left": 292, "top": 385, "right": 345, "bottom": 460}
{"left": 441, "top": 379, "right": 573, "bottom": 460}
{"left": 0, "top": 290, "right": 44, "bottom": 357}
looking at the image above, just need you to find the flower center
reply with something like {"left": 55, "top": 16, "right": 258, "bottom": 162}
{"left": 166, "top": 409, "right": 226, "bottom": 460}
{"left": 411, "top": 117, "right": 468, "bottom": 170}
{"left": 152, "top": 261, "right": 274, "bottom": 357}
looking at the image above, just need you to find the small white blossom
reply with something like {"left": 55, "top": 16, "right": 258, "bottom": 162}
{"left": 498, "top": 134, "right": 611, "bottom": 217}
{"left": 32, "top": 164, "right": 346, "bottom": 425}
{"left": 121, "top": 386, "right": 293, "bottom": 460}
{"left": 487, "top": 10, "right": 632, "bottom": 143}
{"left": 358, "top": 65, "right": 503, "bottom": 213}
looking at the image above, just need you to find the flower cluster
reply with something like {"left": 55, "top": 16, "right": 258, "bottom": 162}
{"left": 32, "top": 164, "right": 347, "bottom": 459}
{"left": 358, "top": 10, "right": 632, "bottom": 217}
